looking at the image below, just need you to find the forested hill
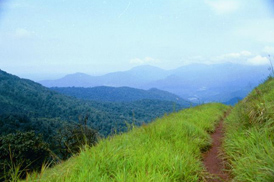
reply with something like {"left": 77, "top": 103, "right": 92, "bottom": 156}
{"left": 51, "top": 86, "right": 191, "bottom": 106}
{"left": 0, "top": 70, "right": 93, "bottom": 119}
{"left": 0, "top": 69, "right": 185, "bottom": 137}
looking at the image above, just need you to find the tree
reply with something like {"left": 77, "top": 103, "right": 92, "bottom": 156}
{"left": 54, "top": 115, "right": 98, "bottom": 160}
{"left": 0, "top": 131, "right": 50, "bottom": 180}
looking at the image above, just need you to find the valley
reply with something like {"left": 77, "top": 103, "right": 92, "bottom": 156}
{"left": 40, "top": 63, "right": 270, "bottom": 103}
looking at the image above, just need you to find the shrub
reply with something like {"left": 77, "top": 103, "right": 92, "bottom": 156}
{"left": 54, "top": 118, "right": 98, "bottom": 160}
{"left": 0, "top": 131, "right": 50, "bottom": 181}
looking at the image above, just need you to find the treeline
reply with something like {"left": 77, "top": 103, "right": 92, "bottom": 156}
{"left": 0, "top": 70, "right": 185, "bottom": 180}
{"left": 51, "top": 86, "right": 191, "bottom": 106}
{"left": 0, "top": 115, "right": 98, "bottom": 181}
{"left": 0, "top": 70, "right": 184, "bottom": 136}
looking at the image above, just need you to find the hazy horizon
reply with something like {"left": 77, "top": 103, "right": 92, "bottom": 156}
{"left": 1, "top": 62, "right": 271, "bottom": 82}
{"left": 1, "top": 0, "right": 274, "bottom": 80}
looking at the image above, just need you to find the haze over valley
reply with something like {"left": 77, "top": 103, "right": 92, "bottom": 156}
{"left": 40, "top": 63, "right": 270, "bottom": 103}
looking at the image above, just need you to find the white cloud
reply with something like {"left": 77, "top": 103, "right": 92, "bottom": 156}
{"left": 130, "top": 58, "right": 143, "bottom": 64}
{"left": 214, "top": 51, "right": 252, "bottom": 61}
{"left": 184, "top": 51, "right": 256, "bottom": 65}
{"left": 205, "top": 0, "right": 240, "bottom": 14}
{"left": 14, "top": 28, "right": 32, "bottom": 39}
{"left": 209, "top": 51, "right": 270, "bottom": 65}
{"left": 247, "top": 55, "right": 269, "bottom": 65}
{"left": 241, "top": 51, "right": 253, "bottom": 57}
{"left": 130, "top": 57, "right": 158, "bottom": 65}
{"left": 186, "top": 49, "right": 271, "bottom": 66}
{"left": 188, "top": 55, "right": 204, "bottom": 61}
{"left": 263, "top": 46, "right": 274, "bottom": 54}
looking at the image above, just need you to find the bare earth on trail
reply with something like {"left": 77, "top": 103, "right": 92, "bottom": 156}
{"left": 203, "top": 113, "right": 230, "bottom": 182}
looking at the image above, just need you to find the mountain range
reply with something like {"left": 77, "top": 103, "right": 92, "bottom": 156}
{"left": 40, "top": 63, "right": 270, "bottom": 103}
{"left": 51, "top": 86, "right": 190, "bottom": 106}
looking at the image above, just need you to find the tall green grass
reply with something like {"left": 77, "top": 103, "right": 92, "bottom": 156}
{"left": 223, "top": 77, "right": 274, "bottom": 182}
{"left": 25, "top": 103, "right": 228, "bottom": 182}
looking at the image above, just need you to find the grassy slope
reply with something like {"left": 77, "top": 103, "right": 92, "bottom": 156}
{"left": 26, "top": 103, "right": 228, "bottom": 182}
{"left": 223, "top": 77, "right": 274, "bottom": 181}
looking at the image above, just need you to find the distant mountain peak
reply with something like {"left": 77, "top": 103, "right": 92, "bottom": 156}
{"left": 63, "top": 72, "right": 91, "bottom": 78}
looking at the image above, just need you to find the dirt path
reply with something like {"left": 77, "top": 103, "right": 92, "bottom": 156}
{"left": 202, "top": 112, "right": 230, "bottom": 182}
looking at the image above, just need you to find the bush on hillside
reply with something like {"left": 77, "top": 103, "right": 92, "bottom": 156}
{"left": 0, "top": 131, "right": 50, "bottom": 181}
{"left": 54, "top": 116, "right": 98, "bottom": 160}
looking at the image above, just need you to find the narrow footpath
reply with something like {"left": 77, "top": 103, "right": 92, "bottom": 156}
{"left": 203, "top": 112, "right": 230, "bottom": 182}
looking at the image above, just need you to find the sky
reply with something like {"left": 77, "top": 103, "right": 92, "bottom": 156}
{"left": 1, "top": 0, "right": 274, "bottom": 80}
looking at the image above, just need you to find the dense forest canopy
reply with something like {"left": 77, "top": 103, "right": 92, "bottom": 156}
{"left": 51, "top": 86, "right": 191, "bottom": 106}
{"left": 0, "top": 69, "right": 185, "bottom": 136}
{"left": 0, "top": 69, "right": 186, "bottom": 162}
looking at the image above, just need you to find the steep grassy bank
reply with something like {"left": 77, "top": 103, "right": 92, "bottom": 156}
{"left": 26, "top": 103, "right": 228, "bottom": 182}
{"left": 223, "top": 77, "right": 274, "bottom": 181}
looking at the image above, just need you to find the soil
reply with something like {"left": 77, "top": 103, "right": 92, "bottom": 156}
{"left": 202, "top": 112, "right": 230, "bottom": 182}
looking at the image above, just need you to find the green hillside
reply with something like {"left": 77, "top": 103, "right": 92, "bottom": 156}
{"left": 0, "top": 69, "right": 184, "bottom": 137}
{"left": 25, "top": 103, "right": 228, "bottom": 181}
{"left": 223, "top": 77, "right": 274, "bottom": 181}
{"left": 50, "top": 86, "right": 191, "bottom": 106}
{"left": 0, "top": 69, "right": 186, "bottom": 179}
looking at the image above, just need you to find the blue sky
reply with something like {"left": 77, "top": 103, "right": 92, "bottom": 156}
{"left": 1, "top": 0, "right": 274, "bottom": 80}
